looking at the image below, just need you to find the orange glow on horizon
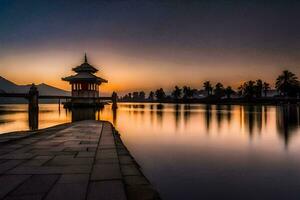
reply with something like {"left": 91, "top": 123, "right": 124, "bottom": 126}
{"left": 0, "top": 46, "right": 294, "bottom": 94}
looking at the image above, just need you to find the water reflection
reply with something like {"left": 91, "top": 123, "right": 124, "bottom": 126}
{"left": 105, "top": 103, "right": 300, "bottom": 199}
{"left": 244, "top": 106, "right": 255, "bottom": 136}
{"left": 276, "top": 105, "right": 300, "bottom": 147}
{"left": 215, "top": 104, "right": 223, "bottom": 130}
{"left": 28, "top": 108, "right": 38, "bottom": 130}
{"left": 0, "top": 103, "right": 299, "bottom": 148}
{"left": 256, "top": 107, "right": 263, "bottom": 133}
{"left": 156, "top": 104, "right": 164, "bottom": 126}
{"left": 226, "top": 104, "right": 232, "bottom": 123}
{"left": 264, "top": 106, "right": 268, "bottom": 125}
{"left": 113, "top": 103, "right": 299, "bottom": 148}
{"left": 204, "top": 104, "right": 212, "bottom": 133}
{"left": 112, "top": 107, "right": 117, "bottom": 126}
{"left": 240, "top": 105, "right": 266, "bottom": 137}
{"left": 70, "top": 108, "right": 97, "bottom": 121}
{"left": 150, "top": 104, "right": 155, "bottom": 125}
{"left": 174, "top": 104, "right": 181, "bottom": 131}
{"left": 71, "top": 107, "right": 119, "bottom": 124}
{"left": 1, "top": 103, "right": 300, "bottom": 199}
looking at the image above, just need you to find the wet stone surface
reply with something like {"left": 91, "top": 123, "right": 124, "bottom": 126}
{"left": 0, "top": 120, "right": 160, "bottom": 200}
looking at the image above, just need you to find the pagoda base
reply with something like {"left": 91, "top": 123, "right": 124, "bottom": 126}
{"left": 63, "top": 101, "right": 106, "bottom": 109}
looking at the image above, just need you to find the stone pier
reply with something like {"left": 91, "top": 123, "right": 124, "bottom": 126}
{"left": 0, "top": 121, "right": 160, "bottom": 200}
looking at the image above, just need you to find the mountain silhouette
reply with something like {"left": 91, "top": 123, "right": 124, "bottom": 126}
{"left": 0, "top": 76, "right": 70, "bottom": 103}
{"left": 0, "top": 76, "right": 20, "bottom": 93}
{"left": 0, "top": 76, "right": 69, "bottom": 95}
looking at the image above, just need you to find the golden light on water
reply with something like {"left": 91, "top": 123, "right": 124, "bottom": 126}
{"left": 98, "top": 104, "right": 300, "bottom": 152}
{"left": 1, "top": 103, "right": 300, "bottom": 199}
{"left": 1, "top": 103, "right": 299, "bottom": 154}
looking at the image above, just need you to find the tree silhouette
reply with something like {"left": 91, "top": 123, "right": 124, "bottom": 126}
{"left": 262, "top": 82, "right": 270, "bottom": 97}
{"left": 148, "top": 91, "right": 154, "bottom": 100}
{"left": 203, "top": 81, "right": 213, "bottom": 96}
{"left": 183, "top": 86, "right": 194, "bottom": 99}
{"left": 139, "top": 91, "right": 145, "bottom": 100}
{"left": 275, "top": 70, "right": 299, "bottom": 97}
{"left": 237, "top": 85, "right": 244, "bottom": 96}
{"left": 225, "top": 86, "right": 235, "bottom": 99}
{"left": 255, "top": 79, "right": 263, "bottom": 98}
{"left": 239, "top": 81, "right": 256, "bottom": 98}
{"left": 120, "top": 70, "right": 300, "bottom": 103}
{"left": 214, "top": 82, "right": 225, "bottom": 98}
{"left": 132, "top": 92, "right": 139, "bottom": 99}
{"left": 172, "top": 86, "right": 182, "bottom": 100}
{"left": 155, "top": 88, "right": 166, "bottom": 101}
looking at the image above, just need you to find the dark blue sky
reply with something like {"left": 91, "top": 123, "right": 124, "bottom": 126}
{"left": 0, "top": 0, "right": 299, "bottom": 92}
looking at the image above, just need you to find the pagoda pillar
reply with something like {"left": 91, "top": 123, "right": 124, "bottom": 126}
{"left": 28, "top": 84, "right": 39, "bottom": 130}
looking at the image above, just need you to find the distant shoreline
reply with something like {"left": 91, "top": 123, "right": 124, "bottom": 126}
{"left": 0, "top": 98, "right": 299, "bottom": 106}
{"left": 119, "top": 97, "right": 300, "bottom": 105}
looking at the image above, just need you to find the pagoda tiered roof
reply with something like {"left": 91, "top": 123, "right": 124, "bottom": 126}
{"left": 62, "top": 72, "right": 107, "bottom": 83}
{"left": 72, "top": 54, "right": 98, "bottom": 73}
{"left": 62, "top": 54, "right": 108, "bottom": 84}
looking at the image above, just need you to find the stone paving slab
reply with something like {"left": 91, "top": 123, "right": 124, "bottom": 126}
{"left": 0, "top": 175, "right": 30, "bottom": 199}
{"left": 0, "top": 120, "right": 160, "bottom": 200}
{"left": 8, "top": 175, "right": 59, "bottom": 197}
{"left": 44, "top": 183, "right": 88, "bottom": 200}
{"left": 0, "top": 160, "right": 25, "bottom": 174}
{"left": 91, "top": 163, "right": 122, "bottom": 181}
{"left": 87, "top": 180, "right": 126, "bottom": 200}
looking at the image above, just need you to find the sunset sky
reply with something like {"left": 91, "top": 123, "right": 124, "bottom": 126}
{"left": 0, "top": 0, "right": 300, "bottom": 94}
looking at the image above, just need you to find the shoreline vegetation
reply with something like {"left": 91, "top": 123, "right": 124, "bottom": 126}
{"left": 119, "top": 70, "right": 300, "bottom": 105}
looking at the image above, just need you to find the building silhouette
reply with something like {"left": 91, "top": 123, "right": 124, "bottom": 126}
{"left": 62, "top": 54, "right": 107, "bottom": 107}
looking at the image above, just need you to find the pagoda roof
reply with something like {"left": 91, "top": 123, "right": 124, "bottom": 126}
{"left": 62, "top": 72, "right": 108, "bottom": 84}
{"left": 72, "top": 54, "right": 99, "bottom": 73}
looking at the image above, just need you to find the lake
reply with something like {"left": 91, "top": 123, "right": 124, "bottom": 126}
{"left": 0, "top": 103, "right": 300, "bottom": 199}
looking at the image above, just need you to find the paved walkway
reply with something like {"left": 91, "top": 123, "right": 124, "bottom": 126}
{"left": 0, "top": 121, "right": 159, "bottom": 200}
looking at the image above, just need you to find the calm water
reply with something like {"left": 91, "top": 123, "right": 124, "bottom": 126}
{"left": 1, "top": 103, "right": 300, "bottom": 199}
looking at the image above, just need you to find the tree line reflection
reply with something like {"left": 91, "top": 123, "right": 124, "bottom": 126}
{"left": 276, "top": 105, "right": 300, "bottom": 147}
{"left": 113, "top": 103, "right": 300, "bottom": 148}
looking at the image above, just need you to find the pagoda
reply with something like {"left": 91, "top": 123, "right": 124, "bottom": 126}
{"left": 62, "top": 54, "right": 107, "bottom": 107}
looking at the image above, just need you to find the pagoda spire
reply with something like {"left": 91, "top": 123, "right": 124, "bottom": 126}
{"left": 84, "top": 53, "right": 88, "bottom": 63}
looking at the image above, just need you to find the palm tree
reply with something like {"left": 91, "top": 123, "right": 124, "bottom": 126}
{"left": 239, "top": 81, "right": 255, "bottom": 98}
{"left": 214, "top": 82, "right": 225, "bottom": 98}
{"left": 262, "top": 82, "right": 270, "bottom": 97}
{"left": 275, "top": 70, "right": 299, "bottom": 97}
{"left": 225, "top": 86, "right": 235, "bottom": 99}
{"left": 203, "top": 81, "right": 213, "bottom": 96}
{"left": 246, "top": 81, "right": 256, "bottom": 98}
{"left": 255, "top": 79, "right": 263, "bottom": 98}
{"left": 237, "top": 84, "right": 244, "bottom": 97}
{"left": 172, "top": 86, "right": 182, "bottom": 100}
{"left": 183, "top": 86, "right": 193, "bottom": 99}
